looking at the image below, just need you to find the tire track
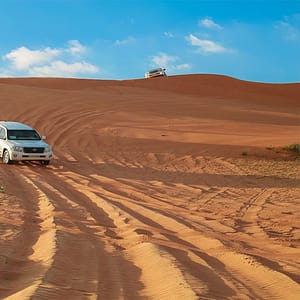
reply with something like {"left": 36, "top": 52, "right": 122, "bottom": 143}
{"left": 1, "top": 79, "right": 299, "bottom": 299}
{"left": 34, "top": 164, "right": 300, "bottom": 299}
{"left": 19, "top": 168, "right": 145, "bottom": 300}
{"left": 1, "top": 173, "right": 57, "bottom": 300}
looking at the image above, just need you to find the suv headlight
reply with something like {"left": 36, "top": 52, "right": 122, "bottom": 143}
{"left": 13, "top": 146, "right": 23, "bottom": 152}
{"left": 44, "top": 146, "right": 51, "bottom": 153}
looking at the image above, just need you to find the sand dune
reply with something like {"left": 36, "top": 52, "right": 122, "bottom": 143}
{"left": 0, "top": 75, "right": 299, "bottom": 299}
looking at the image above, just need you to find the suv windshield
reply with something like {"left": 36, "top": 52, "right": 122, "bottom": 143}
{"left": 7, "top": 130, "right": 41, "bottom": 140}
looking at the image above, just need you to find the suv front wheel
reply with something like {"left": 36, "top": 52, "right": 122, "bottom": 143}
{"left": 3, "top": 149, "right": 12, "bottom": 164}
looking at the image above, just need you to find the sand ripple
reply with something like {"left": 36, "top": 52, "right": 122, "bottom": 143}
{"left": 0, "top": 76, "right": 299, "bottom": 299}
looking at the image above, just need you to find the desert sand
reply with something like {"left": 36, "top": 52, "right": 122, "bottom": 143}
{"left": 0, "top": 74, "right": 299, "bottom": 299}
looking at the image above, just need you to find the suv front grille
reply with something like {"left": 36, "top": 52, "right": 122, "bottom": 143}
{"left": 23, "top": 147, "right": 44, "bottom": 153}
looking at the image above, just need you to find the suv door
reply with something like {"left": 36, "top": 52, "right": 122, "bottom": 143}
{"left": 0, "top": 127, "right": 6, "bottom": 156}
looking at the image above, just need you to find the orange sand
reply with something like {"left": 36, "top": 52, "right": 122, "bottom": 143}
{"left": 0, "top": 75, "right": 299, "bottom": 299}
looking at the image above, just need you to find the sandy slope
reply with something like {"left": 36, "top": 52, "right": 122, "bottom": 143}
{"left": 0, "top": 75, "right": 299, "bottom": 299}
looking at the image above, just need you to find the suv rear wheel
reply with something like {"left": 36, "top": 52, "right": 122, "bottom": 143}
{"left": 3, "top": 149, "right": 12, "bottom": 164}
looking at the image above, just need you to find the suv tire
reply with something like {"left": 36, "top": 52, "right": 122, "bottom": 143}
{"left": 3, "top": 149, "right": 12, "bottom": 164}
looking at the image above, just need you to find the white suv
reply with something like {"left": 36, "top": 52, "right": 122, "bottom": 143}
{"left": 145, "top": 68, "right": 167, "bottom": 78}
{"left": 0, "top": 121, "right": 53, "bottom": 165}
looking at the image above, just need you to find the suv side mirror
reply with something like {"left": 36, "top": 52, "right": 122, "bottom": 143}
{"left": 41, "top": 135, "right": 46, "bottom": 140}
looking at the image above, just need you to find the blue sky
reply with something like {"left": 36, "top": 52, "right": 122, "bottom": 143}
{"left": 0, "top": 0, "right": 299, "bottom": 82}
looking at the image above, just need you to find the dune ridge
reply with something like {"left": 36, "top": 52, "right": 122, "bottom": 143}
{"left": 0, "top": 75, "right": 299, "bottom": 299}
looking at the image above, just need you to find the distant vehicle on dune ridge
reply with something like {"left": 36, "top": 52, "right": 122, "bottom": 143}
{"left": 145, "top": 68, "right": 167, "bottom": 78}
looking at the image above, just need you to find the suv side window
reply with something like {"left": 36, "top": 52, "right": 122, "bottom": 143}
{"left": 0, "top": 127, "right": 5, "bottom": 139}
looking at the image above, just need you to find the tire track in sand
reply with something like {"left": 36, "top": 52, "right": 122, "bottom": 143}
{"left": 37, "top": 163, "right": 300, "bottom": 299}
{"left": 2, "top": 173, "right": 56, "bottom": 300}
{"left": 18, "top": 167, "right": 146, "bottom": 300}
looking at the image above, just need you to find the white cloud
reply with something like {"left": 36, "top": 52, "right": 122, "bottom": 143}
{"left": 0, "top": 69, "right": 12, "bottom": 77}
{"left": 186, "top": 34, "right": 228, "bottom": 53}
{"left": 29, "top": 61, "right": 99, "bottom": 77}
{"left": 171, "top": 63, "right": 191, "bottom": 71}
{"left": 115, "top": 36, "right": 136, "bottom": 46}
{"left": 67, "top": 40, "right": 86, "bottom": 55}
{"left": 200, "top": 18, "right": 222, "bottom": 30}
{"left": 4, "top": 46, "right": 61, "bottom": 70}
{"left": 276, "top": 20, "right": 300, "bottom": 42}
{"left": 2, "top": 40, "right": 100, "bottom": 77}
{"left": 164, "top": 31, "right": 174, "bottom": 38}
{"left": 151, "top": 52, "right": 191, "bottom": 73}
{"left": 152, "top": 52, "right": 177, "bottom": 68}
